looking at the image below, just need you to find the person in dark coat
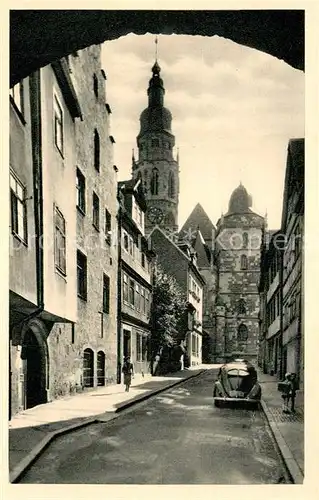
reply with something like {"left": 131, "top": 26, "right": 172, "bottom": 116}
{"left": 122, "top": 356, "right": 134, "bottom": 392}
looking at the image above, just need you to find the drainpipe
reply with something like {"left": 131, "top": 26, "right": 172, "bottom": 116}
{"left": 30, "top": 69, "right": 44, "bottom": 311}
{"left": 116, "top": 203, "right": 122, "bottom": 384}
{"left": 279, "top": 246, "right": 284, "bottom": 380}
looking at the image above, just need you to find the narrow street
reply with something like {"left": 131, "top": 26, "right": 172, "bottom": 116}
{"left": 19, "top": 369, "right": 289, "bottom": 484}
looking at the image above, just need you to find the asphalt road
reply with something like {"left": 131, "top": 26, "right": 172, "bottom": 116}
{"left": 20, "top": 369, "right": 288, "bottom": 484}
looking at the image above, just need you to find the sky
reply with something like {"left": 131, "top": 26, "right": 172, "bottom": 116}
{"left": 101, "top": 33, "right": 304, "bottom": 230}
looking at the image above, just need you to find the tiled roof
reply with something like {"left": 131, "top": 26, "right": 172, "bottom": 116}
{"left": 179, "top": 203, "right": 215, "bottom": 243}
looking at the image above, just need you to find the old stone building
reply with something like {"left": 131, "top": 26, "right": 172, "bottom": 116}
{"left": 117, "top": 178, "right": 155, "bottom": 378}
{"left": 9, "top": 46, "right": 118, "bottom": 417}
{"left": 9, "top": 59, "right": 81, "bottom": 416}
{"left": 181, "top": 186, "right": 264, "bottom": 364}
{"left": 132, "top": 60, "right": 180, "bottom": 237}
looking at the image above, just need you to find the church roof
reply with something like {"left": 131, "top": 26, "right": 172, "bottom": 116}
{"left": 193, "top": 229, "right": 211, "bottom": 267}
{"left": 179, "top": 203, "right": 215, "bottom": 244}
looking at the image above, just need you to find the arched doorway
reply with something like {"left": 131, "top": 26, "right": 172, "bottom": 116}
{"left": 83, "top": 348, "right": 94, "bottom": 387}
{"left": 97, "top": 351, "right": 105, "bottom": 386}
{"left": 23, "top": 329, "right": 47, "bottom": 409}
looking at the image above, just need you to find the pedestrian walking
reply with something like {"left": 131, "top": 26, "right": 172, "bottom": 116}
{"left": 280, "top": 372, "right": 297, "bottom": 414}
{"left": 122, "top": 356, "right": 134, "bottom": 392}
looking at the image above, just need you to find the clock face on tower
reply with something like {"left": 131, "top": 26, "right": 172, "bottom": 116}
{"left": 147, "top": 206, "right": 164, "bottom": 224}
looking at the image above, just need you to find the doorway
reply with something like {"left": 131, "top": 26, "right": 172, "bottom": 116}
{"left": 123, "top": 329, "right": 131, "bottom": 358}
{"left": 83, "top": 348, "right": 94, "bottom": 387}
{"left": 97, "top": 351, "right": 105, "bottom": 386}
{"left": 24, "top": 329, "right": 47, "bottom": 409}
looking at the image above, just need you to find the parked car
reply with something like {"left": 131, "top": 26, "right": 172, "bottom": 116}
{"left": 213, "top": 361, "right": 261, "bottom": 408}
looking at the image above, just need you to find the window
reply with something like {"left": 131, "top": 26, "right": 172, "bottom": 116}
{"left": 152, "top": 138, "right": 160, "bottom": 147}
{"left": 54, "top": 206, "right": 66, "bottom": 274}
{"left": 168, "top": 171, "right": 175, "bottom": 198}
{"left": 141, "top": 252, "right": 146, "bottom": 268}
{"left": 105, "top": 209, "right": 111, "bottom": 244}
{"left": 123, "top": 273, "right": 129, "bottom": 302}
{"left": 142, "top": 336, "right": 148, "bottom": 361}
{"left": 241, "top": 254, "right": 248, "bottom": 270}
{"left": 76, "top": 168, "right": 86, "bottom": 213}
{"left": 94, "top": 129, "right": 100, "bottom": 171}
{"left": 243, "top": 232, "right": 248, "bottom": 248}
{"left": 10, "top": 171, "right": 27, "bottom": 242}
{"left": 10, "top": 81, "right": 24, "bottom": 116}
{"left": 93, "top": 192, "right": 100, "bottom": 230}
{"left": 103, "top": 274, "right": 110, "bottom": 314}
{"left": 129, "top": 236, "right": 134, "bottom": 257}
{"left": 145, "top": 289, "right": 150, "bottom": 316}
{"left": 150, "top": 168, "right": 159, "bottom": 195}
{"left": 123, "top": 230, "right": 129, "bottom": 252}
{"left": 237, "top": 298, "right": 246, "bottom": 315}
{"left": 136, "top": 333, "right": 142, "bottom": 362}
{"left": 140, "top": 287, "right": 145, "bottom": 313}
{"left": 54, "top": 94, "right": 63, "bottom": 155}
{"left": 238, "top": 324, "right": 248, "bottom": 342}
{"left": 129, "top": 279, "right": 135, "bottom": 306}
{"left": 77, "top": 250, "right": 87, "bottom": 299}
{"left": 135, "top": 284, "right": 140, "bottom": 311}
{"left": 93, "top": 73, "right": 98, "bottom": 98}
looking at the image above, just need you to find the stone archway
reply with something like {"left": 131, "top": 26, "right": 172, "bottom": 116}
{"left": 21, "top": 321, "right": 48, "bottom": 409}
{"left": 10, "top": 10, "right": 304, "bottom": 86}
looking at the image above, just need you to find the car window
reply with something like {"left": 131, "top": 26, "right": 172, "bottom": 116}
{"left": 227, "top": 369, "right": 249, "bottom": 376}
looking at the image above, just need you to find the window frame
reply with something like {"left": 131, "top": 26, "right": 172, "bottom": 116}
{"left": 10, "top": 81, "right": 25, "bottom": 121}
{"left": 94, "top": 129, "right": 100, "bottom": 172}
{"left": 103, "top": 273, "right": 110, "bottom": 314}
{"left": 240, "top": 254, "right": 248, "bottom": 270}
{"left": 53, "top": 92, "right": 64, "bottom": 156}
{"left": 105, "top": 208, "right": 112, "bottom": 245}
{"left": 54, "top": 205, "right": 66, "bottom": 275}
{"left": 77, "top": 250, "right": 87, "bottom": 300}
{"left": 76, "top": 167, "right": 86, "bottom": 214}
{"left": 92, "top": 191, "right": 100, "bottom": 231}
{"left": 10, "top": 170, "right": 28, "bottom": 244}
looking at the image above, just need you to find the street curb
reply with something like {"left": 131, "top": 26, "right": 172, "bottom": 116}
{"left": 260, "top": 399, "right": 304, "bottom": 485}
{"left": 9, "top": 369, "right": 204, "bottom": 483}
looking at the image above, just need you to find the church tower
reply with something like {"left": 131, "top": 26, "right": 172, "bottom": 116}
{"left": 132, "top": 52, "right": 179, "bottom": 236}
{"left": 214, "top": 184, "right": 264, "bottom": 363}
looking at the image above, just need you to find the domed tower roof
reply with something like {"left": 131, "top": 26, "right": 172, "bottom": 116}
{"left": 227, "top": 183, "right": 253, "bottom": 214}
{"left": 138, "top": 60, "right": 173, "bottom": 137}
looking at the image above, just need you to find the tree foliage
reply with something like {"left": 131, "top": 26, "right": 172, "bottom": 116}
{"left": 150, "top": 265, "right": 188, "bottom": 355}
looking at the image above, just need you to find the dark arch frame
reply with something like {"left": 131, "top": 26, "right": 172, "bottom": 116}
{"left": 10, "top": 10, "right": 304, "bottom": 87}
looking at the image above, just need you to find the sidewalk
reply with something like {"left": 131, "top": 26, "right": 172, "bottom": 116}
{"left": 8, "top": 366, "right": 207, "bottom": 483}
{"left": 257, "top": 370, "right": 304, "bottom": 484}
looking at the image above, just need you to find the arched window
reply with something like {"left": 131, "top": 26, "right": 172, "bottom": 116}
{"left": 97, "top": 351, "right": 105, "bottom": 386}
{"left": 241, "top": 254, "right": 248, "bottom": 270}
{"left": 150, "top": 168, "right": 159, "bottom": 195}
{"left": 94, "top": 129, "right": 100, "bottom": 172}
{"left": 238, "top": 298, "right": 246, "bottom": 314}
{"left": 83, "top": 348, "right": 94, "bottom": 387}
{"left": 168, "top": 171, "right": 175, "bottom": 198}
{"left": 237, "top": 324, "right": 248, "bottom": 342}
{"left": 243, "top": 232, "right": 248, "bottom": 248}
{"left": 143, "top": 171, "right": 148, "bottom": 193}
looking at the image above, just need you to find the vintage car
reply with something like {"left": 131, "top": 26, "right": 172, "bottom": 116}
{"left": 213, "top": 361, "right": 261, "bottom": 407}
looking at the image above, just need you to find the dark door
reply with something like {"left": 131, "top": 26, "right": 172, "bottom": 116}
{"left": 25, "top": 330, "right": 46, "bottom": 409}
{"left": 123, "top": 330, "right": 131, "bottom": 358}
{"left": 83, "top": 348, "right": 94, "bottom": 387}
{"left": 97, "top": 351, "right": 105, "bottom": 386}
